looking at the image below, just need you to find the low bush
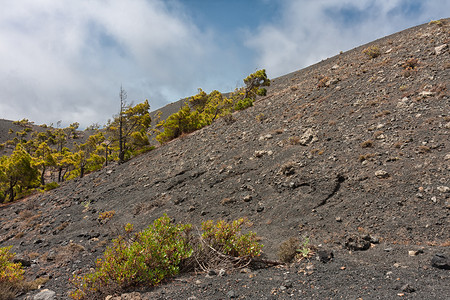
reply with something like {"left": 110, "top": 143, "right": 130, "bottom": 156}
{"left": 201, "top": 218, "right": 262, "bottom": 258}
{"left": 70, "top": 215, "right": 192, "bottom": 299}
{"left": 362, "top": 46, "right": 381, "bottom": 59}
{"left": 43, "top": 182, "right": 59, "bottom": 191}
{"left": 70, "top": 216, "right": 263, "bottom": 299}
{"left": 0, "top": 246, "right": 25, "bottom": 300}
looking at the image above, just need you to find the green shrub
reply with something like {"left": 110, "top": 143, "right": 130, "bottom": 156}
{"left": 43, "top": 182, "right": 59, "bottom": 191}
{"left": 70, "top": 216, "right": 264, "bottom": 299}
{"left": 0, "top": 246, "right": 25, "bottom": 300}
{"left": 70, "top": 215, "right": 193, "bottom": 299}
{"left": 234, "top": 98, "right": 254, "bottom": 111}
{"left": 201, "top": 218, "right": 262, "bottom": 257}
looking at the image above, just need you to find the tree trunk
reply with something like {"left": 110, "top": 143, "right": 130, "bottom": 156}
{"left": 8, "top": 180, "right": 15, "bottom": 202}
{"left": 41, "top": 166, "right": 46, "bottom": 186}
{"left": 58, "top": 167, "right": 62, "bottom": 182}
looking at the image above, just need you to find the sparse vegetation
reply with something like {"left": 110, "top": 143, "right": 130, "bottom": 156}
{"left": 98, "top": 211, "right": 116, "bottom": 223}
{"left": 69, "top": 216, "right": 263, "bottom": 299}
{"left": 362, "top": 45, "right": 381, "bottom": 59}
{"left": 278, "top": 236, "right": 314, "bottom": 263}
{"left": 155, "top": 70, "right": 270, "bottom": 144}
{"left": 0, "top": 246, "right": 25, "bottom": 300}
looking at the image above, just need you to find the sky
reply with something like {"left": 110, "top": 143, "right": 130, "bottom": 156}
{"left": 0, "top": 0, "right": 448, "bottom": 128}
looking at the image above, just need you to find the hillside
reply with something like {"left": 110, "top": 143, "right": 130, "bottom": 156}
{"left": 1, "top": 19, "right": 449, "bottom": 299}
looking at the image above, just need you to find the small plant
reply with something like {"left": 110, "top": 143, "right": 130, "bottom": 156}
{"left": 98, "top": 211, "right": 115, "bottom": 223}
{"left": 298, "top": 237, "right": 312, "bottom": 258}
{"left": 201, "top": 218, "right": 262, "bottom": 258}
{"left": 429, "top": 20, "right": 443, "bottom": 26}
{"left": 362, "top": 46, "right": 381, "bottom": 59}
{"left": 0, "top": 246, "right": 25, "bottom": 300}
{"left": 289, "top": 136, "right": 301, "bottom": 145}
{"left": 278, "top": 236, "right": 314, "bottom": 263}
{"left": 255, "top": 113, "right": 266, "bottom": 123}
{"left": 81, "top": 200, "right": 91, "bottom": 210}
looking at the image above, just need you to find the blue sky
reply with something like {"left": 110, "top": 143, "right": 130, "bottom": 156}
{"left": 0, "top": 0, "right": 448, "bottom": 128}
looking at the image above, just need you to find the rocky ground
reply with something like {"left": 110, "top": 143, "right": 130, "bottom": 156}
{"left": 0, "top": 19, "right": 449, "bottom": 299}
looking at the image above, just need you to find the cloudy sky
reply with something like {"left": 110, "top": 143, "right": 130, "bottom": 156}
{"left": 0, "top": 0, "right": 448, "bottom": 128}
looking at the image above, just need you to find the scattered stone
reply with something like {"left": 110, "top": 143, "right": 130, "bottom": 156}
{"left": 32, "top": 289, "right": 56, "bottom": 300}
{"left": 384, "top": 247, "right": 393, "bottom": 252}
{"left": 243, "top": 195, "right": 252, "bottom": 202}
{"left": 370, "top": 236, "right": 380, "bottom": 244}
{"left": 437, "top": 186, "right": 450, "bottom": 193}
{"left": 256, "top": 206, "right": 264, "bottom": 212}
{"left": 207, "top": 269, "right": 217, "bottom": 276}
{"left": 434, "top": 44, "right": 448, "bottom": 55}
{"left": 418, "top": 91, "right": 435, "bottom": 99}
{"left": 299, "top": 128, "right": 318, "bottom": 145}
{"left": 375, "top": 170, "right": 390, "bottom": 178}
{"left": 344, "top": 234, "right": 371, "bottom": 251}
{"left": 325, "top": 78, "right": 340, "bottom": 86}
{"left": 284, "top": 280, "right": 293, "bottom": 288}
{"left": 317, "top": 250, "right": 334, "bottom": 263}
{"left": 259, "top": 134, "right": 273, "bottom": 141}
{"left": 431, "top": 253, "right": 450, "bottom": 270}
{"left": 331, "top": 64, "right": 339, "bottom": 70}
{"left": 408, "top": 249, "right": 424, "bottom": 256}
{"left": 14, "top": 257, "right": 32, "bottom": 267}
{"left": 218, "top": 269, "right": 226, "bottom": 277}
{"left": 279, "top": 285, "right": 287, "bottom": 291}
{"left": 254, "top": 150, "right": 273, "bottom": 157}
{"left": 227, "top": 290, "right": 237, "bottom": 298}
{"left": 335, "top": 216, "right": 342, "bottom": 222}
{"left": 401, "top": 283, "right": 416, "bottom": 293}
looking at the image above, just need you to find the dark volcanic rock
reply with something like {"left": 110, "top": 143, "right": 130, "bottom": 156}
{"left": 1, "top": 19, "right": 449, "bottom": 300}
{"left": 431, "top": 253, "right": 450, "bottom": 270}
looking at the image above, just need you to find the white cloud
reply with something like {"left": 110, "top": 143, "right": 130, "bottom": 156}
{"left": 0, "top": 0, "right": 220, "bottom": 128}
{"left": 246, "top": 0, "right": 450, "bottom": 78}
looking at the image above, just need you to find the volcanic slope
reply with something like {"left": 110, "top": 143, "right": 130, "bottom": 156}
{"left": 1, "top": 19, "right": 449, "bottom": 299}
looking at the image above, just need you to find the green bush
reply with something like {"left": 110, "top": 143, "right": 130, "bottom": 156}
{"left": 43, "top": 182, "right": 59, "bottom": 191}
{"left": 201, "top": 218, "right": 262, "bottom": 257}
{"left": 234, "top": 97, "right": 254, "bottom": 111}
{"left": 70, "top": 215, "right": 193, "bottom": 299}
{"left": 0, "top": 246, "right": 25, "bottom": 300}
{"left": 70, "top": 216, "right": 264, "bottom": 299}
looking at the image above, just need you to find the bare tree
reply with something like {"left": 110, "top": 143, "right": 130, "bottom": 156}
{"left": 119, "top": 86, "right": 127, "bottom": 163}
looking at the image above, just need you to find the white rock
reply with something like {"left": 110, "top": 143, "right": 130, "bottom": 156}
{"left": 375, "top": 170, "right": 389, "bottom": 178}
{"left": 434, "top": 44, "right": 448, "bottom": 55}
{"left": 33, "top": 289, "right": 56, "bottom": 300}
{"left": 418, "top": 91, "right": 435, "bottom": 98}
{"left": 437, "top": 186, "right": 450, "bottom": 193}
